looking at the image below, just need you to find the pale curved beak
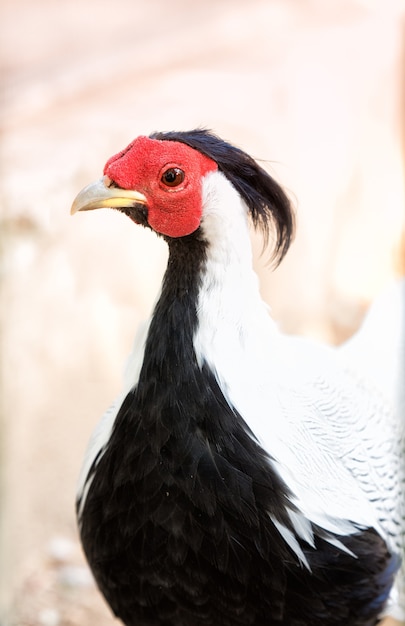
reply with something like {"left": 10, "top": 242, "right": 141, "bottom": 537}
{"left": 71, "top": 175, "right": 147, "bottom": 215}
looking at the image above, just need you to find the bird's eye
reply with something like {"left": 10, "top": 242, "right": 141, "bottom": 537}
{"left": 161, "top": 167, "right": 185, "bottom": 188}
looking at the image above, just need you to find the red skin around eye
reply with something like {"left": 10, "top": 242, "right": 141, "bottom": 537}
{"left": 104, "top": 136, "right": 217, "bottom": 238}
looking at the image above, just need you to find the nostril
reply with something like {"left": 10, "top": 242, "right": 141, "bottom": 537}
{"left": 103, "top": 175, "right": 120, "bottom": 189}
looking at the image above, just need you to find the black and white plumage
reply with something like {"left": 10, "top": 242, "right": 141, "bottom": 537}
{"left": 71, "top": 129, "right": 404, "bottom": 626}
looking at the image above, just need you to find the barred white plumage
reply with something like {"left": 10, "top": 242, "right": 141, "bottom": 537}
{"left": 72, "top": 129, "right": 404, "bottom": 626}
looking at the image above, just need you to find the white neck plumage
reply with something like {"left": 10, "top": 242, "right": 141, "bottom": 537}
{"left": 195, "top": 171, "right": 281, "bottom": 415}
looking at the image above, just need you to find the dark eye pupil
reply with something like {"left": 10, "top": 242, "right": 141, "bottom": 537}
{"left": 162, "top": 168, "right": 185, "bottom": 187}
{"left": 165, "top": 170, "right": 176, "bottom": 183}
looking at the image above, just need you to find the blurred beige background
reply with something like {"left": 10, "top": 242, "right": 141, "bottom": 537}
{"left": 1, "top": 0, "right": 404, "bottom": 624}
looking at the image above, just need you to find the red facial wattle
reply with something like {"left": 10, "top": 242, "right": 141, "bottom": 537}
{"left": 103, "top": 136, "right": 217, "bottom": 238}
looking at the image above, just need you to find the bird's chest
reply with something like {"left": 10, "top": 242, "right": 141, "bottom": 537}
{"left": 79, "top": 396, "right": 260, "bottom": 625}
{"left": 78, "top": 363, "right": 300, "bottom": 626}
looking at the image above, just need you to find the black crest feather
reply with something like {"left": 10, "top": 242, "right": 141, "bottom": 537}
{"left": 150, "top": 128, "right": 295, "bottom": 264}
